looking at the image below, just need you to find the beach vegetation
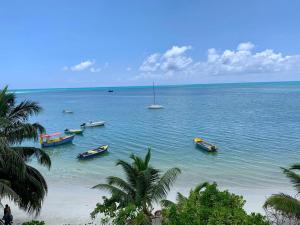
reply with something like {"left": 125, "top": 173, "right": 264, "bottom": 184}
{"left": 161, "top": 182, "right": 269, "bottom": 225}
{"left": 22, "top": 220, "right": 45, "bottom": 225}
{"left": 0, "top": 86, "right": 51, "bottom": 214}
{"left": 91, "top": 149, "right": 181, "bottom": 225}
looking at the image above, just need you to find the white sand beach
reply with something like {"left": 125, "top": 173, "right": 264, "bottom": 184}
{"left": 5, "top": 181, "right": 293, "bottom": 225}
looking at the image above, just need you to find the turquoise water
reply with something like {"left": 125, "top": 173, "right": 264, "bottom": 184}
{"left": 19, "top": 82, "right": 300, "bottom": 194}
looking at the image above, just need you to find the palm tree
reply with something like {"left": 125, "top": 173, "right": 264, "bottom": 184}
{"left": 160, "top": 182, "right": 209, "bottom": 208}
{"left": 92, "top": 149, "right": 181, "bottom": 223}
{"left": 0, "top": 86, "right": 51, "bottom": 214}
{"left": 264, "top": 163, "right": 300, "bottom": 223}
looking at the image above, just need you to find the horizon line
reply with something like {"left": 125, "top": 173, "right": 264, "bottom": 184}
{"left": 8, "top": 80, "right": 300, "bottom": 92}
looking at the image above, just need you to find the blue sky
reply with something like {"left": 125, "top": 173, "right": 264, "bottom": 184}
{"left": 1, "top": 0, "right": 300, "bottom": 88}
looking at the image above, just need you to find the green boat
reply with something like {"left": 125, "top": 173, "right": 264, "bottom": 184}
{"left": 64, "top": 128, "right": 84, "bottom": 135}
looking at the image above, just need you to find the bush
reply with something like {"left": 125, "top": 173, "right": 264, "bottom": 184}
{"left": 161, "top": 182, "right": 269, "bottom": 225}
{"left": 22, "top": 220, "right": 45, "bottom": 225}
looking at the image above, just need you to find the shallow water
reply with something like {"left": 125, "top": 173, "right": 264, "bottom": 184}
{"left": 14, "top": 82, "right": 300, "bottom": 223}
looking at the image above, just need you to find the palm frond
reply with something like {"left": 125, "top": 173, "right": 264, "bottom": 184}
{"left": 0, "top": 86, "right": 15, "bottom": 116}
{"left": 282, "top": 167, "right": 300, "bottom": 193}
{"left": 144, "top": 148, "right": 151, "bottom": 168}
{"left": 92, "top": 184, "right": 128, "bottom": 201}
{"left": 116, "top": 159, "right": 138, "bottom": 187}
{"left": 131, "top": 154, "right": 146, "bottom": 171}
{"left": 151, "top": 167, "right": 181, "bottom": 202}
{"left": 290, "top": 164, "right": 300, "bottom": 170}
{"left": 4, "top": 122, "right": 45, "bottom": 144}
{"left": 176, "top": 192, "right": 187, "bottom": 203}
{"left": 8, "top": 100, "right": 42, "bottom": 123}
{"left": 12, "top": 146, "right": 51, "bottom": 169}
{"left": 194, "top": 182, "right": 209, "bottom": 193}
{"left": 107, "top": 176, "right": 134, "bottom": 193}
{"left": 8, "top": 165, "right": 48, "bottom": 215}
{"left": 0, "top": 145, "right": 26, "bottom": 179}
{"left": 160, "top": 199, "right": 176, "bottom": 208}
{"left": 0, "top": 179, "right": 19, "bottom": 201}
{"left": 264, "top": 193, "right": 300, "bottom": 218}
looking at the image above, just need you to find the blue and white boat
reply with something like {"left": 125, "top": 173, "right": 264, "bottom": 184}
{"left": 77, "top": 145, "right": 109, "bottom": 159}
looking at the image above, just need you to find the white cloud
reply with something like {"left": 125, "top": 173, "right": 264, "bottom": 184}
{"left": 198, "top": 43, "right": 300, "bottom": 76}
{"left": 139, "top": 53, "right": 161, "bottom": 72}
{"left": 70, "top": 60, "right": 95, "bottom": 71}
{"left": 137, "top": 42, "right": 300, "bottom": 80}
{"left": 63, "top": 60, "right": 108, "bottom": 73}
{"left": 237, "top": 42, "right": 254, "bottom": 51}
{"left": 139, "top": 46, "right": 192, "bottom": 74}
{"left": 163, "top": 45, "right": 191, "bottom": 58}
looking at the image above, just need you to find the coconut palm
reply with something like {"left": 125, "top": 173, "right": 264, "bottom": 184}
{"left": 0, "top": 86, "right": 51, "bottom": 214}
{"left": 264, "top": 163, "right": 300, "bottom": 222}
{"left": 160, "top": 182, "right": 209, "bottom": 208}
{"left": 93, "top": 149, "right": 181, "bottom": 223}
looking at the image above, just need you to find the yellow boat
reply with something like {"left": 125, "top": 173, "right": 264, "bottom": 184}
{"left": 64, "top": 128, "right": 84, "bottom": 135}
{"left": 193, "top": 137, "right": 218, "bottom": 152}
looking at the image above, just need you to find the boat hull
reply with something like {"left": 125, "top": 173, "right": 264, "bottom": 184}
{"left": 148, "top": 104, "right": 163, "bottom": 109}
{"left": 41, "top": 135, "right": 75, "bottom": 148}
{"left": 64, "top": 129, "right": 84, "bottom": 135}
{"left": 78, "top": 145, "right": 108, "bottom": 159}
{"left": 81, "top": 121, "right": 105, "bottom": 127}
{"left": 195, "top": 142, "right": 217, "bottom": 152}
{"left": 193, "top": 137, "right": 218, "bottom": 152}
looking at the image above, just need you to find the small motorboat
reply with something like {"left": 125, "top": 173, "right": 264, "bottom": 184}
{"left": 77, "top": 145, "right": 109, "bottom": 159}
{"left": 108, "top": 90, "right": 114, "bottom": 93}
{"left": 40, "top": 132, "right": 75, "bottom": 148}
{"left": 81, "top": 121, "right": 105, "bottom": 127}
{"left": 62, "top": 110, "right": 74, "bottom": 114}
{"left": 64, "top": 128, "right": 84, "bottom": 135}
{"left": 193, "top": 137, "right": 218, "bottom": 152}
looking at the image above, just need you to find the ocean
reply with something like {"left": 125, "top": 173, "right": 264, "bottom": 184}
{"left": 12, "top": 82, "right": 300, "bottom": 224}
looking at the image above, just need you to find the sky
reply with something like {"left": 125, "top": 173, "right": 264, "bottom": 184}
{"left": 1, "top": 0, "right": 300, "bottom": 89}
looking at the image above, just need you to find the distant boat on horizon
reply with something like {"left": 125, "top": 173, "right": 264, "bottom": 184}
{"left": 148, "top": 82, "right": 163, "bottom": 109}
{"left": 62, "top": 109, "right": 74, "bottom": 114}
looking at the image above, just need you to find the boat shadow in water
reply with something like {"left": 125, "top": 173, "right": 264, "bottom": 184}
{"left": 42, "top": 142, "right": 75, "bottom": 152}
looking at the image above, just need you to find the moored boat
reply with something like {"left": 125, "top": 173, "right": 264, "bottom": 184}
{"left": 81, "top": 121, "right": 105, "bottom": 127}
{"left": 64, "top": 128, "right": 84, "bottom": 135}
{"left": 148, "top": 104, "right": 163, "bottom": 109}
{"left": 40, "top": 132, "right": 75, "bottom": 147}
{"left": 62, "top": 110, "right": 73, "bottom": 114}
{"left": 77, "top": 145, "right": 109, "bottom": 159}
{"left": 148, "top": 82, "right": 163, "bottom": 109}
{"left": 193, "top": 137, "right": 218, "bottom": 152}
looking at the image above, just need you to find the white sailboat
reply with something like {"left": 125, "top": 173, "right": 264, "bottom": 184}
{"left": 148, "top": 82, "right": 163, "bottom": 109}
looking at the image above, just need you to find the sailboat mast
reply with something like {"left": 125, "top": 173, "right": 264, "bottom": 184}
{"left": 153, "top": 82, "right": 156, "bottom": 104}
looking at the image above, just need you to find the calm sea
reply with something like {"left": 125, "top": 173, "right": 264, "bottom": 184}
{"left": 17, "top": 82, "right": 300, "bottom": 198}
